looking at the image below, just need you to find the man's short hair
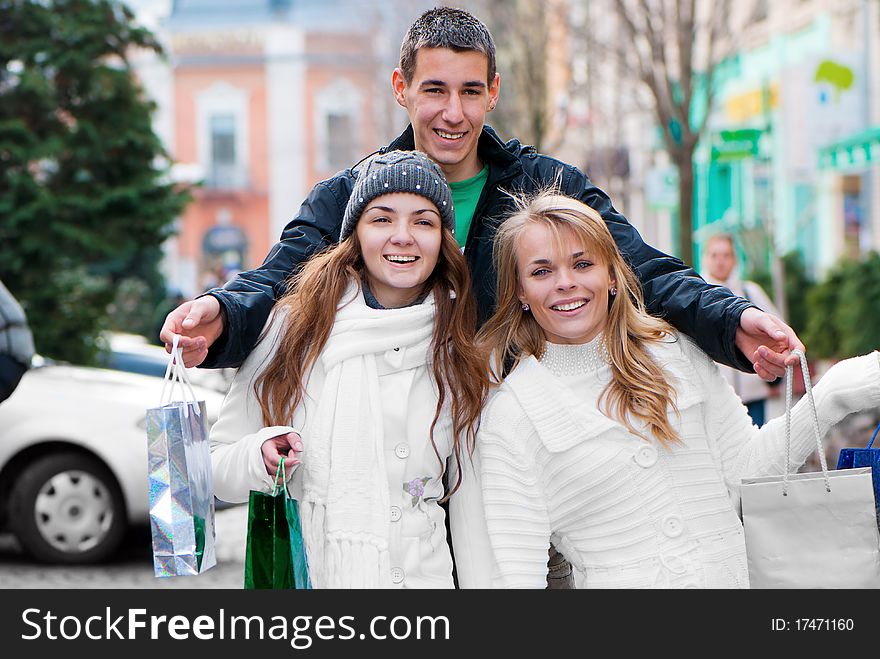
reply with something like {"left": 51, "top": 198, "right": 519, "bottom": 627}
{"left": 704, "top": 232, "right": 736, "bottom": 252}
{"left": 399, "top": 7, "right": 496, "bottom": 85}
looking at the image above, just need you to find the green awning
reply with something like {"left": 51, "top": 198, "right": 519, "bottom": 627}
{"left": 818, "top": 126, "right": 880, "bottom": 170}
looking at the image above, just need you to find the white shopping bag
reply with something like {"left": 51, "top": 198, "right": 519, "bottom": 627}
{"left": 741, "top": 351, "right": 880, "bottom": 589}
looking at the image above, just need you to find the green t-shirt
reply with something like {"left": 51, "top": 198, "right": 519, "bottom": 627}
{"left": 449, "top": 165, "right": 489, "bottom": 248}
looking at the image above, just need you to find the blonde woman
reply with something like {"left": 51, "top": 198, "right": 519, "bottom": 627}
{"left": 209, "top": 151, "right": 488, "bottom": 588}
{"left": 473, "top": 191, "right": 880, "bottom": 588}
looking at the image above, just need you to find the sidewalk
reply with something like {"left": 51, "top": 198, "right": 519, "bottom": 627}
{"left": 0, "top": 504, "right": 249, "bottom": 589}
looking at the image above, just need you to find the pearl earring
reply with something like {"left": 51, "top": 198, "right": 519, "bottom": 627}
{"left": 609, "top": 287, "right": 617, "bottom": 297}
{"left": 521, "top": 302, "right": 530, "bottom": 312}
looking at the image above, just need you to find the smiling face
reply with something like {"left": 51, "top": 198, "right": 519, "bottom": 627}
{"left": 356, "top": 192, "right": 443, "bottom": 308}
{"left": 516, "top": 222, "right": 615, "bottom": 345}
{"left": 392, "top": 47, "right": 500, "bottom": 183}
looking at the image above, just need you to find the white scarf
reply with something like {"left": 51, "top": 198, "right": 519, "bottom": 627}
{"left": 299, "top": 282, "right": 436, "bottom": 588}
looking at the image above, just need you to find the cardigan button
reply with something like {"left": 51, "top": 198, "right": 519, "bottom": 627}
{"left": 394, "top": 443, "right": 410, "bottom": 459}
{"left": 633, "top": 444, "right": 658, "bottom": 468}
{"left": 390, "top": 505, "right": 402, "bottom": 522}
{"left": 661, "top": 514, "right": 684, "bottom": 538}
{"left": 390, "top": 567, "right": 405, "bottom": 584}
{"left": 659, "top": 553, "right": 687, "bottom": 575}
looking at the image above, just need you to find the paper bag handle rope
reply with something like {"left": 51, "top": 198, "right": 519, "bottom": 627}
{"left": 159, "top": 334, "right": 201, "bottom": 417}
{"left": 783, "top": 349, "right": 828, "bottom": 495}
{"left": 273, "top": 457, "right": 290, "bottom": 498}
{"left": 868, "top": 422, "right": 880, "bottom": 449}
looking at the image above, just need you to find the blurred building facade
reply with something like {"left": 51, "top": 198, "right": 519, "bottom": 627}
{"left": 695, "top": 0, "right": 880, "bottom": 279}
{"left": 537, "top": 0, "right": 880, "bottom": 285}
{"left": 134, "top": 0, "right": 430, "bottom": 297}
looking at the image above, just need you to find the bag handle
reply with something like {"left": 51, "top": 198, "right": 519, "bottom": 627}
{"left": 272, "top": 457, "right": 289, "bottom": 498}
{"left": 869, "top": 422, "right": 880, "bottom": 449}
{"left": 159, "top": 334, "right": 200, "bottom": 417}
{"left": 783, "top": 349, "right": 828, "bottom": 495}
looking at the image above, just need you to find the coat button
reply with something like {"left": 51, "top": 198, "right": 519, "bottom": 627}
{"left": 394, "top": 443, "right": 410, "bottom": 459}
{"left": 390, "top": 567, "right": 405, "bottom": 584}
{"left": 390, "top": 505, "right": 402, "bottom": 522}
{"left": 659, "top": 553, "right": 687, "bottom": 575}
{"left": 661, "top": 514, "right": 684, "bottom": 538}
{"left": 633, "top": 444, "right": 658, "bottom": 468}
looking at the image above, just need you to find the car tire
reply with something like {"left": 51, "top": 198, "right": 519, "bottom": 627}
{"left": 9, "top": 452, "right": 126, "bottom": 564}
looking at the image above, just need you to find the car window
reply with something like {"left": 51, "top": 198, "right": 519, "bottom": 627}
{"left": 100, "top": 351, "right": 168, "bottom": 378}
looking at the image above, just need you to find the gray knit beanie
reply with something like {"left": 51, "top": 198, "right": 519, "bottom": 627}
{"left": 340, "top": 150, "right": 454, "bottom": 241}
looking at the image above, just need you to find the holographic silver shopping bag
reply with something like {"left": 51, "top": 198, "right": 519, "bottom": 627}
{"left": 146, "top": 336, "right": 216, "bottom": 577}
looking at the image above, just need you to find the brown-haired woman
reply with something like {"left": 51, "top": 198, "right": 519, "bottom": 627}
{"left": 209, "top": 151, "right": 488, "bottom": 588}
{"left": 473, "top": 190, "right": 880, "bottom": 588}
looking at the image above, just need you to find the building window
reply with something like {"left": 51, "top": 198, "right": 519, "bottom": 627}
{"left": 315, "top": 78, "right": 361, "bottom": 173}
{"left": 208, "top": 113, "right": 237, "bottom": 188}
{"left": 326, "top": 112, "right": 355, "bottom": 171}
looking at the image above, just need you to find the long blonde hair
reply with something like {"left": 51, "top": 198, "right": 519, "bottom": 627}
{"left": 254, "top": 225, "right": 488, "bottom": 498}
{"left": 478, "top": 191, "right": 681, "bottom": 447}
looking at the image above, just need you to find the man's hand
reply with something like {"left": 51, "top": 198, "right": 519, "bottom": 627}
{"left": 261, "top": 432, "right": 304, "bottom": 478}
{"left": 735, "top": 307, "right": 805, "bottom": 381}
{"left": 159, "top": 296, "right": 225, "bottom": 367}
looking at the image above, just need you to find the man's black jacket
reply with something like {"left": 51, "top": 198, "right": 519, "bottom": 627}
{"left": 204, "top": 125, "right": 753, "bottom": 371}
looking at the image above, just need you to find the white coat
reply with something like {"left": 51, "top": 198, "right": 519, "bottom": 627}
{"left": 210, "top": 287, "right": 472, "bottom": 588}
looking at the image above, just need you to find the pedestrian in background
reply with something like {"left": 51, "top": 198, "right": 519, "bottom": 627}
{"left": 0, "top": 279, "right": 35, "bottom": 404}
{"left": 701, "top": 233, "right": 781, "bottom": 426}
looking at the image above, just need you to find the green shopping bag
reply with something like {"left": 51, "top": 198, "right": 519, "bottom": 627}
{"left": 244, "top": 459, "right": 312, "bottom": 589}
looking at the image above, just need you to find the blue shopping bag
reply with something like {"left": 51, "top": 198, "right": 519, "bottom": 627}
{"left": 836, "top": 421, "right": 880, "bottom": 527}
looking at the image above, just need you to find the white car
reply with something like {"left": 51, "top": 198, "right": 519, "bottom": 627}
{"left": 0, "top": 360, "right": 225, "bottom": 564}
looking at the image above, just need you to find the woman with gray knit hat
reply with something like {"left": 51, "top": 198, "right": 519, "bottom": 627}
{"left": 210, "top": 150, "right": 489, "bottom": 588}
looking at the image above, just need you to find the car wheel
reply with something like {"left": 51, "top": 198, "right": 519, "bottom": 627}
{"left": 9, "top": 453, "right": 126, "bottom": 564}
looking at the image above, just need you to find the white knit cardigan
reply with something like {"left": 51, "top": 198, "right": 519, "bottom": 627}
{"left": 473, "top": 334, "right": 880, "bottom": 589}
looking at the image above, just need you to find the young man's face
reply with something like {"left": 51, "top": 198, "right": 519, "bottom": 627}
{"left": 392, "top": 47, "right": 500, "bottom": 183}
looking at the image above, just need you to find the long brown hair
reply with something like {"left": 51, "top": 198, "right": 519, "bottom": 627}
{"left": 254, "top": 224, "right": 487, "bottom": 498}
{"left": 478, "top": 191, "right": 681, "bottom": 447}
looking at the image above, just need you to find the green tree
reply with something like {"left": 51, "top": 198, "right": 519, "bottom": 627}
{"left": 748, "top": 251, "right": 813, "bottom": 338}
{"left": 778, "top": 251, "right": 813, "bottom": 340}
{"left": 803, "top": 253, "right": 880, "bottom": 359}
{"left": 0, "top": 0, "right": 188, "bottom": 364}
